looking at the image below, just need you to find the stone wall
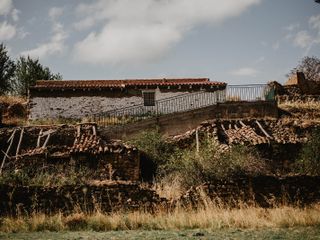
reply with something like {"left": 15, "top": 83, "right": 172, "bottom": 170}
{"left": 28, "top": 88, "right": 214, "bottom": 120}
{"left": 1, "top": 176, "right": 320, "bottom": 216}
{"left": 0, "top": 182, "right": 163, "bottom": 216}
{"left": 181, "top": 175, "right": 320, "bottom": 207}
{"left": 29, "top": 96, "right": 143, "bottom": 120}
{"left": 277, "top": 94, "right": 320, "bottom": 104}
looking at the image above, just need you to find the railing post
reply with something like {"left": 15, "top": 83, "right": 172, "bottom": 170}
{"left": 156, "top": 101, "right": 159, "bottom": 116}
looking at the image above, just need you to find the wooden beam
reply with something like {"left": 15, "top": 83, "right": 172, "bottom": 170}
{"left": 92, "top": 125, "right": 97, "bottom": 136}
{"left": 42, "top": 133, "right": 51, "bottom": 149}
{"left": 37, "top": 129, "right": 43, "bottom": 148}
{"left": 41, "top": 129, "right": 56, "bottom": 137}
{"left": 255, "top": 120, "right": 272, "bottom": 138}
{"left": 15, "top": 128, "right": 24, "bottom": 158}
{"left": 239, "top": 120, "right": 247, "bottom": 127}
{"left": 77, "top": 125, "right": 81, "bottom": 138}
{"left": 0, "top": 129, "right": 16, "bottom": 175}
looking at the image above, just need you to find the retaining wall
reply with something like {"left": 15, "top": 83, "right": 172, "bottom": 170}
{"left": 181, "top": 175, "right": 320, "bottom": 207}
{"left": 0, "top": 182, "right": 163, "bottom": 216}
{"left": 101, "top": 101, "right": 278, "bottom": 139}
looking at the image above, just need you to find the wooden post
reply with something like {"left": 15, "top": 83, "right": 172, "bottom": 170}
{"left": 92, "top": 125, "right": 97, "bottom": 136}
{"left": 256, "top": 120, "right": 272, "bottom": 138}
{"left": 37, "top": 129, "right": 43, "bottom": 148}
{"left": 15, "top": 128, "right": 24, "bottom": 158}
{"left": 0, "top": 129, "right": 16, "bottom": 175}
{"left": 77, "top": 125, "right": 81, "bottom": 138}
{"left": 196, "top": 129, "right": 199, "bottom": 153}
{"left": 42, "top": 133, "right": 51, "bottom": 149}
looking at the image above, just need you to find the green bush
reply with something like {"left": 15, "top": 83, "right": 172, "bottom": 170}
{"left": 129, "top": 130, "right": 267, "bottom": 188}
{"left": 129, "top": 129, "right": 175, "bottom": 168}
{"left": 162, "top": 139, "right": 267, "bottom": 188}
{"left": 294, "top": 128, "right": 320, "bottom": 175}
{"left": 0, "top": 167, "right": 88, "bottom": 186}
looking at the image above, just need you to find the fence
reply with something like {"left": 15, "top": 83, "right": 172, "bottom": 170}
{"left": 92, "top": 84, "right": 274, "bottom": 126}
{"left": 226, "top": 84, "right": 274, "bottom": 102}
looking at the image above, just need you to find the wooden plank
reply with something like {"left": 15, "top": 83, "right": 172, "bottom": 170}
{"left": 15, "top": 128, "right": 24, "bottom": 158}
{"left": 256, "top": 120, "right": 272, "bottom": 138}
{"left": 7, "top": 129, "right": 16, "bottom": 143}
{"left": 92, "top": 125, "right": 97, "bottom": 136}
{"left": 77, "top": 125, "right": 81, "bottom": 138}
{"left": 42, "top": 133, "right": 51, "bottom": 149}
{"left": 0, "top": 129, "right": 16, "bottom": 175}
{"left": 41, "top": 129, "right": 56, "bottom": 137}
{"left": 37, "top": 129, "right": 43, "bottom": 148}
{"left": 239, "top": 120, "right": 247, "bottom": 127}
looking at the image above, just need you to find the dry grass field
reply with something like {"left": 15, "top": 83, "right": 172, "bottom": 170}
{"left": 1, "top": 201, "right": 320, "bottom": 233}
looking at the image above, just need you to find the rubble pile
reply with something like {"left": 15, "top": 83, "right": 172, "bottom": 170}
{"left": 168, "top": 119, "right": 316, "bottom": 149}
{"left": 0, "top": 123, "right": 141, "bottom": 181}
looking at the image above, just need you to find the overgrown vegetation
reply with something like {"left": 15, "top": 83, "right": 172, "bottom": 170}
{"left": 129, "top": 129, "right": 175, "bottom": 169}
{"left": 294, "top": 128, "right": 320, "bottom": 175}
{"left": 130, "top": 130, "right": 267, "bottom": 190}
{"left": 0, "top": 167, "right": 89, "bottom": 186}
{"left": 163, "top": 140, "right": 267, "bottom": 189}
{"left": 28, "top": 117, "right": 80, "bottom": 126}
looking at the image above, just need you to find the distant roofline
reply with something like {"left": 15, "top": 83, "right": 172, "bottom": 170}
{"left": 31, "top": 78, "right": 227, "bottom": 91}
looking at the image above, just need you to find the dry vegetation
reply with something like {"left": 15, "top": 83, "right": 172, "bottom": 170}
{"left": 0, "top": 95, "right": 27, "bottom": 126}
{"left": 1, "top": 198, "right": 320, "bottom": 233}
{"left": 279, "top": 100, "right": 320, "bottom": 120}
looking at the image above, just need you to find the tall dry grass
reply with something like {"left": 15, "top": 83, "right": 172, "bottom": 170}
{"left": 1, "top": 200, "right": 320, "bottom": 233}
{"left": 0, "top": 95, "right": 26, "bottom": 105}
{"left": 279, "top": 100, "right": 320, "bottom": 111}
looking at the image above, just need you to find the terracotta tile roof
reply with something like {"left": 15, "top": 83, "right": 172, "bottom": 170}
{"left": 32, "top": 78, "right": 226, "bottom": 90}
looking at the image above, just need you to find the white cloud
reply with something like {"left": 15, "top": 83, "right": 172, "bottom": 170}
{"left": 11, "top": 8, "right": 20, "bottom": 22}
{"left": 21, "top": 23, "right": 67, "bottom": 58}
{"left": 309, "top": 14, "right": 320, "bottom": 31}
{"left": 231, "top": 67, "right": 258, "bottom": 77}
{"left": 73, "top": 0, "right": 261, "bottom": 64}
{"left": 285, "top": 23, "right": 300, "bottom": 32}
{"left": 21, "top": 8, "right": 67, "bottom": 59}
{"left": 0, "top": 21, "right": 16, "bottom": 40}
{"left": 0, "top": 0, "right": 12, "bottom": 15}
{"left": 17, "top": 27, "right": 29, "bottom": 39}
{"left": 0, "top": 0, "right": 21, "bottom": 41}
{"left": 49, "top": 7, "right": 64, "bottom": 20}
{"left": 293, "top": 31, "right": 313, "bottom": 48}
{"left": 283, "top": 14, "right": 320, "bottom": 55}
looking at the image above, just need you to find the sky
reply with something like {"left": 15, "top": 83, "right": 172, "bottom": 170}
{"left": 0, "top": 0, "right": 319, "bottom": 84}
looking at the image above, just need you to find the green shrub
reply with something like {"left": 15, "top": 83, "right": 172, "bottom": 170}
{"left": 129, "top": 129, "right": 175, "bottom": 169}
{"left": 129, "top": 130, "right": 266, "bottom": 188}
{"left": 294, "top": 128, "right": 320, "bottom": 175}
{"left": 162, "top": 139, "right": 267, "bottom": 188}
{"left": 0, "top": 167, "right": 88, "bottom": 186}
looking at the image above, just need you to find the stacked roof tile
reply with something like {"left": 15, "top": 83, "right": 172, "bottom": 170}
{"left": 31, "top": 78, "right": 226, "bottom": 90}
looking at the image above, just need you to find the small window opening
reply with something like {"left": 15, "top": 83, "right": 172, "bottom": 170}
{"left": 143, "top": 92, "right": 155, "bottom": 106}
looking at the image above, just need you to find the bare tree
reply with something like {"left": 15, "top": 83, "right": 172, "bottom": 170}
{"left": 288, "top": 56, "right": 320, "bottom": 82}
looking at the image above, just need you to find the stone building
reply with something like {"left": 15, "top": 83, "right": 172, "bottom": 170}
{"left": 28, "top": 78, "right": 226, "bottom": 120}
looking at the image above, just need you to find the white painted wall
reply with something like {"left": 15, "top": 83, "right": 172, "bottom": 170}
{"left": 29, "top": 96, "right": 143, "bottom": 120}
{"left": 29, "top": 88, "right": 222, "bottom": 120}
